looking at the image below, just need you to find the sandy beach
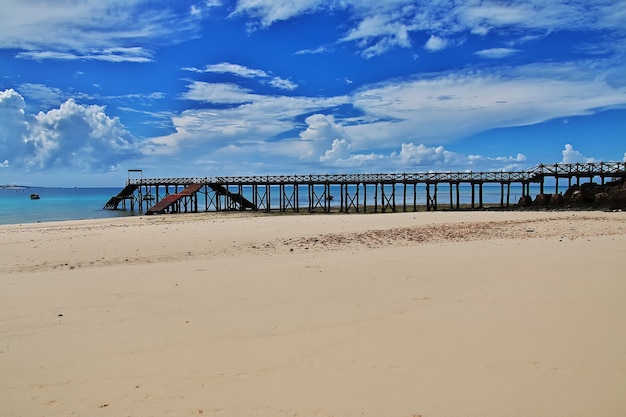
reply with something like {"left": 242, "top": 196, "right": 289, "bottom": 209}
{"left": 1, "top": 210, "right": 625, "bottom": 417}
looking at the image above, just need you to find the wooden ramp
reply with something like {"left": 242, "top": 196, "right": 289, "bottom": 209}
{"left": 208, "top": 183, "right": 257, "bottom": 210}
{"left": 103, "top": 184, "right": 139, "bottom": 209}
{"left": 145, "top": 183, "right": 203, "bottom": 215}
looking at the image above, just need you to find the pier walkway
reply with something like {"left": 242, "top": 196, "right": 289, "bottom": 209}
{"left": 104, "top": 162, "right": 626, "bottom": 214}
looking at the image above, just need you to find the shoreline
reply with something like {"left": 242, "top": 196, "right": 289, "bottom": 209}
{"left": 1, "top": 210, "right": 625, "bottom": 416}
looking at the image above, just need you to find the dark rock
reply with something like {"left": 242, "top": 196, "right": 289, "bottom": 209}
{"left": 568, "top": 190, "right": 585, "bottom": 206}
{"left": 593, "top": 192, "right": 611, "bottom": 208}
{"left": 579, "top": 182, "right": 598, "bottom": 201}
{"left": 518, "top": 195, "right": 533, "bottom": 208}
{"left": 540, "top": 178, "right": 626, "bottom": 210}
{"left": 548, "top": 193, "right": 564, "bottom": 208}
{"left": 608, "top": 189, "right": 626, "bottom": 210}
{"left": 562, "top": 184, "right": 579, "bottom": 203}
{"left": 532, "top": 194, "right": 551, "bottom": 208}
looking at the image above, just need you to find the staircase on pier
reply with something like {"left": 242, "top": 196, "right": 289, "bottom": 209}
{"left": 103, "top": 184, "right": 139, "bottom": 209}
{"left": 146, "top": 183, "right": 204, "bottom": 215}
{"left": 207, "top": 183, "right": 257, "bottom": 210}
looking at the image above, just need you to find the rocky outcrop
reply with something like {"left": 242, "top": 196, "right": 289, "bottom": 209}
{"left": 530, "top": 179, "right": 626, "bottom": 210}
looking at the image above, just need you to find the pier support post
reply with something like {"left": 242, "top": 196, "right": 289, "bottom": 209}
{"left": 506, "top": 183, "right": 511, "bottom": 207}
{"left": 403, "top": 182, "right": 407, "bottom": 212}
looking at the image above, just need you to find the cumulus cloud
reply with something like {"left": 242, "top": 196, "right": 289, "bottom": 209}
{"left": 298, "top": 114, "right": 347, "bottom": 159}
{"left": 0, "top": 89, "right": 140, "bottom": 172}
{"left": 317, "top": 140, "right": 528, "bottom": 172}
{"left": 561, "top": 144, "right": 597, "bottom": 164}
{"left": 0, "top": 89, "right": 30, "bottom": 165}
{"left": 393, "top": 143, "right": 525, "bottom": 171}
{"left": 320, "top": 139, "right": 351, "bottom": 162}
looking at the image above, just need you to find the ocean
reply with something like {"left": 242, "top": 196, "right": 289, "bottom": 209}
{"left": 1, "top": 183, "right": 556, "bottom": 226}
{"left": 0, "top": 187, "right": 139, "bottom": 225}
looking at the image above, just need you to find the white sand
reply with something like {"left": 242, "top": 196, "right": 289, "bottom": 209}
{"left": 1, "top": 210, "right": 625, "bottom": 417}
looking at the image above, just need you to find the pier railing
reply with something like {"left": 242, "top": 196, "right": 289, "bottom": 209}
{"left": 125, "top": 162, "right": 626, "bottom": 187}
{"left": 108, "top": 162, "right": 625, "bottom": 213}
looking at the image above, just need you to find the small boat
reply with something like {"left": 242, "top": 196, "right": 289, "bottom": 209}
{"left": 30, "top": 193, "right": 40, "bottom": 200}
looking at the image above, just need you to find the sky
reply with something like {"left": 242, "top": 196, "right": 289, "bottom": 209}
{"left": 1, "top": 0, "right": 625, "bottom": 187}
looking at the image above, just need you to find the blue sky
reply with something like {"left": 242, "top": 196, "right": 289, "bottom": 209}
{"left": 1, "top": 0, "right": 625, "bottom": 187}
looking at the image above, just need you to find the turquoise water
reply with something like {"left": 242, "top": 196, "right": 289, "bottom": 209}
{"left": 1, "top": 184, "right": 556, "bottom": 225}
{"left": 0, "top": 187, "right": 139, "bottom": 225}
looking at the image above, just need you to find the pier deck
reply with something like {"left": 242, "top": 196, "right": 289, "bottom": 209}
{"left": 105, "top": 162, "right": 626, "bottom": 214}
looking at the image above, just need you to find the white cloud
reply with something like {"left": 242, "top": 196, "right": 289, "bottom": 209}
{"left": 294, "top": 46, "right": 329, "bottom": 55}
{"left": 347, "top": 62, "right": 626, "bottom": 151}
{"left": 185, "top": 62, "right": 268, "bottom": 78}
{"left": 182, "top": 82, "right": 256, "bottom": 104}
{"left": 475, "top": 48, "right": 521, "bottom": 59}
{"left": 16, "top": 47, "right": 154, "bottom": 63}
{"left": 269, "top": 77, "right": 298, "bottom": 91}
{"left": 320, "top": 139, "right": 351, "bottom": 162}
{"left": 397, "top": 143, "right": 454, "bottom": 165}
{"left": 231, "top": 0, "right": 326, "bottom": 28}
{"left": 0, "top": 89, "right": 140, "bottom": 172}
{"left": 561, "top": 144, "right": 597, "bottom": 164}
{"left": 0, "top": 89, "right": 30, "bottom": 165}
{"left": 5, "top": 1, "right": 624, "bottom": 64}
{"left": 340, "top": 13, "right": 414, "bottom": 57}
{"left": 183, "top": 62, "right": 298, "bottom": 90}
{"left": 317, "top": 141, "right": 528, "bottom": 172}
{"left": 232, "top": 1, "right": 626, "bottom": 58}
{"left": 148, "top": 93, "right": 347, "bottom": 157}
{"left": 0, "top": 0, "right": 201, "bottom": 62}
{"left": 424, "top": 35, "right": 447, "bottom": 52}
{"left": 155, "top": 59, "right": 626, "bottom": 172}
{"left": 17, "top": 83, "right": 67, "bottom": 108}
{"left": 395, "top": 143, "right": 526, "bottom": 170}
{"left": 298, "top": 113, "right": 347, "bottom": 159}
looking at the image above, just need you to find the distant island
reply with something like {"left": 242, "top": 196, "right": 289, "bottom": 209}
{"left": 0, "top": 185, "right": 31, "bottom": 190}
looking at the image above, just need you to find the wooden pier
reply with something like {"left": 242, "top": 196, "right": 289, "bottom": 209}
{"left": 104, "top": 162, "right": 626, "bottom": 214}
